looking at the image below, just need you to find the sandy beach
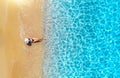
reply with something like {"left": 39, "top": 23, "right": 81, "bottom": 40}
{"left": 0, "top": 0, "right": 44, "bottom": 78}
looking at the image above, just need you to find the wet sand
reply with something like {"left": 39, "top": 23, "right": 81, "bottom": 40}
{"left": 0, "top": 0, "right": 44, "bottom": 78}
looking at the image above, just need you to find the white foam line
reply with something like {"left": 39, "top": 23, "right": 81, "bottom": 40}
{"left": 18, "top": 12, "right": 25, "bottom": 39}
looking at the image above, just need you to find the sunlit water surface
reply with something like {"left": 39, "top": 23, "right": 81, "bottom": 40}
{"left": 43, "top": 0, "right": 120, "bottom": 78}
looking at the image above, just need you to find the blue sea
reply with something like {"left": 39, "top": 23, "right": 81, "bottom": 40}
{"left": 43, "top": 0, "right": 120, "bottom": 78}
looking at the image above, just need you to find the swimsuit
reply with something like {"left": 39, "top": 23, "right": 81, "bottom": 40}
{"left": 28, "top": 38, "right": 31, "bottom": 44}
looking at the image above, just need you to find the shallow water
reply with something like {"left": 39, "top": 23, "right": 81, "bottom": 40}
{"left": 0, "top": 0, "right": 44, "bottom": 78}
{"left": 43, "top": 0, "right": 120, "bottom": 78}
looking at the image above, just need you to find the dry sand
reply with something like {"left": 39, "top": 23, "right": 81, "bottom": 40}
{"left": 0, "top": 0, "right": 44, "bottom": 78}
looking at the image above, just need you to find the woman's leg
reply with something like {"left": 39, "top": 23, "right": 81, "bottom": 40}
{"left": 32, "top": 37, "right": 44, "bottom": 43}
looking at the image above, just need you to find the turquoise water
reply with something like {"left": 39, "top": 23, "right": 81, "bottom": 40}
{"left": 43, "top": 0, "right": 120, "bottom": 78}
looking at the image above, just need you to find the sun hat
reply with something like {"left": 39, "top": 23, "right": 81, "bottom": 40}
{"left": 24, "top": 38, "right": 31, "bottom": 44}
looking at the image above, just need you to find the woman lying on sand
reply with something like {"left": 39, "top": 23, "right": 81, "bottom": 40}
{"left": 24, "top": 37, "right": 45, "bottom": 46}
